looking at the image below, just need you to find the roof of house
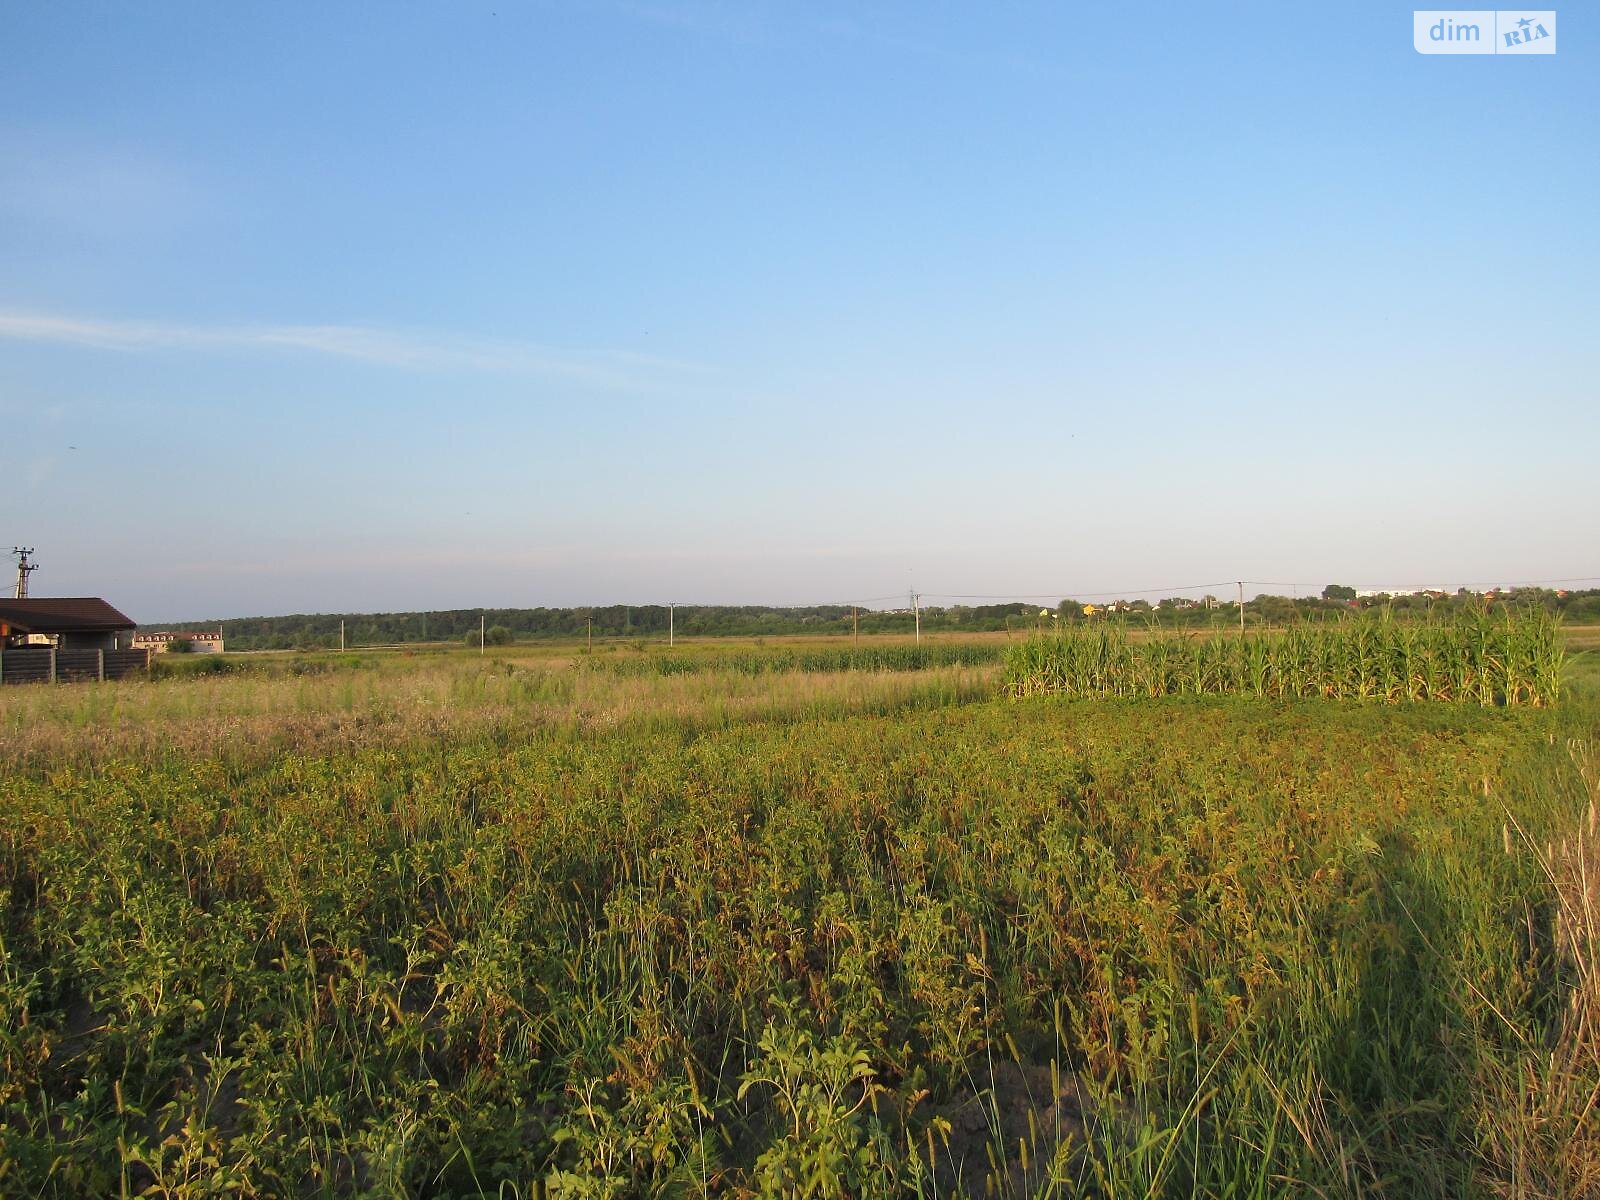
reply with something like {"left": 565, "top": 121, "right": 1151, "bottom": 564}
{"left": 0, "top": 597, "right": 137, "bottom": 633}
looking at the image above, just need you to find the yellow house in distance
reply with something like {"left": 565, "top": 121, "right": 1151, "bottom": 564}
{"left": 132, "top": 630, "right": 225, "bottom": 654}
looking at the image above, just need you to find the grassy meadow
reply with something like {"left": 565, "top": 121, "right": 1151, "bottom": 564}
{"left": 2, "top": 627, "right": 1597, "bottom": 1198}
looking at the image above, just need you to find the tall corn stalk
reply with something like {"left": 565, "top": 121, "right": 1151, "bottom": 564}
{"left": 1002, "top": 606, "right": 1564, "bottom": 707}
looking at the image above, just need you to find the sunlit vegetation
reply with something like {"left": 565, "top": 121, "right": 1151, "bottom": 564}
{"left": 597, "top": 642, "right": 1005, "bottom": 678}
{"left": 1, "top": 637, "right": 1595, "bottom": 1197}
{"left": 1004, "top": 607, "right": 1565, "bottom": 707}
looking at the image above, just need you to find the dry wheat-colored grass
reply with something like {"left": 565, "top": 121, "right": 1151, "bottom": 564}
{"left": 1480, "top": 737, "right": 1600, "bottom": 1199}
{"left": 0, "top": 657, "right": 998, "bottom": 774}
{"left": 1534, "top": 742, "right": 1600, "bottom": 1196}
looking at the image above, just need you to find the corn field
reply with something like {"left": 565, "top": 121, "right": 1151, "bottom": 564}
{"left": 1003, "top": 607, "right": 1565, "bottom": 706}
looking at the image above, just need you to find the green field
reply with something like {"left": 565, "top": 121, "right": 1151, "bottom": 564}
{"left": 2, "top": 632, "right": 1597, "bottom": 1198}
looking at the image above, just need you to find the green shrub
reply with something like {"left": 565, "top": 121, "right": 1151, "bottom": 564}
{"left": 149, "top": 653, "right": 235, "bottom": 679}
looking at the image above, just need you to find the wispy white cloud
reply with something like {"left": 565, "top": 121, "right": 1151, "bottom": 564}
{"left": 0, "top": 311, "right": 713, "bottom": 391}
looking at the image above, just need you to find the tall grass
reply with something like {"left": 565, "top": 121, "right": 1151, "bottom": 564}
{"left": 1473, "top": 735, "right": 1600, "bottom": 1197}
{"left": 1003, "top": 607, "right": 1564, "bottom": 706}
{"left": 3, "top": 635, "right": 1595, "bottom": 1196}
{"left": 0, "top": 655, "right": 1001, "bottom": 776}
{"left": 600, "top": 642, "right": 1005, "bottom": 678}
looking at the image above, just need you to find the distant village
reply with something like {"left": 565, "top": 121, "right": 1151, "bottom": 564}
{"left": 3, "top": 547, "right": 1595, "bottom": 679}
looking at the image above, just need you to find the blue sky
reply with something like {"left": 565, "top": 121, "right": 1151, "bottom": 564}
{"left": 2, "top": 3, "right": 1595, "bottom": 621}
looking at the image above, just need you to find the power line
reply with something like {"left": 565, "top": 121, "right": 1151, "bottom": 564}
{"left": 321, "top": 579, "right": 1600, "bottom": 618}
{"left": 925, "top": 582, "right": 1239, "bottom": 601}
{"left": 11, "top": 548, "right": 38, "bottom": 600}
{"left": 162, "top": 574, "right": 1600, "bottom": 630}
{"left": 598, "top": 593, "right": 916, "bottom": 610}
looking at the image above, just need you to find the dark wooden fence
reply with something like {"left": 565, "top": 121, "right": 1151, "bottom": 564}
{"left": 105, "top": 650, "right": 151, "bottom": 680}
{"left": 0, "top": 647, "right": 150, "bottom": 685}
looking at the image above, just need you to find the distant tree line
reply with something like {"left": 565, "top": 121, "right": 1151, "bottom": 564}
{"left": 150, "top": 603, "right": 1069, "bottom": 650}
{"left": 147, "top": 589, "right": 1600, "bottom": 651}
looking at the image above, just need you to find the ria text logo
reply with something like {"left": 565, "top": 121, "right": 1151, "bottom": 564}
{"left": 1414, "top": 10, "right": 1556, "bottom": 53}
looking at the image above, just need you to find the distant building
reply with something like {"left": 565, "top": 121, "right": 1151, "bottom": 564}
{"left": 1357, "top": 587, "right": 1453, "bottom": 599}
{"left": 0, "top": 597, "right": 148, "bottom": 683}
{"left": 0, "top": 597, "right": 137, "bottom": 650}
{"left": 133, "top": 630, "right": 225, "bottom": 654}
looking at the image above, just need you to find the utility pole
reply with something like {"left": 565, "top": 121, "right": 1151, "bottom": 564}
{"left": 12, "top": 548, "right": 38, "bottom": 599}
{"left": 910, "top": 590, "right": 921, "bottom": 647}
{"left": 1237, "top": 581, "right": 1245, "bottom": 634}
{"left": 669, "top": 603, "right": 674, "bottom": 647}
{"left": 340, "top": 619, "right": 345, "bottom": 651}
{"left": 586, "top": 615, "right": 593, "bottom": 651}
{"left": 480, "top": 613, "right": 486, "bottom": 655}
{"left": 851, "top": 605, "right": 858, "bottom": 647}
